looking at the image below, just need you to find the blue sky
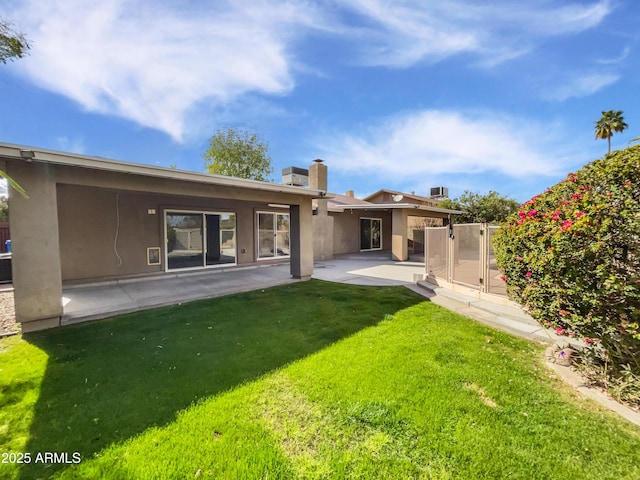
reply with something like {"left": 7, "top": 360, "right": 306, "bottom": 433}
{"left": 1, "top": 0, "right": 639, "bottom": 202}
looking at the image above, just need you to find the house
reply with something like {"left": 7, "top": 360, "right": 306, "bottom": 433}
{"left": 1, "top": 143, "right": 460, "bottom": 332}
{"left": 307, "top": 160, "right": 459, "bottom": 262}
{"left": 1, "top": 143, "right": 325, "bottom": 332}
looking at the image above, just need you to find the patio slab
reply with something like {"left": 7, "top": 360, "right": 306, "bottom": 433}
{"left": 61, "top": 264, "right": 296, "bottom": 325}
{"left": 60, "top": 254, "right": 427, "bottom": 326}
{"left": 313, "top": 257, "right": 424, "bottom": 286}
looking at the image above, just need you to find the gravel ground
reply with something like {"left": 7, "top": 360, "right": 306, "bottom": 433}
{"left": 0, "top": 289, "right": 19, "bottom": 336}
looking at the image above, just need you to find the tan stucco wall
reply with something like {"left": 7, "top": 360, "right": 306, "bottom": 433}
{"left": 57, "top": 184, "right": 306, "bottom": 281}
{"left": 53, "top": 164, "right": 312, "bottom": 205}
{"left": 6, "top": 161, "right": 63, "bottom": 331}
{"left": 290, "top": 200, "right": 314, "bottom": 278}
{"left": 58, "top": 185, "right": 161, "bottom": 281}
{"left": 4, "top": 156, "right": 318, "bottom": 329}
{"left": 331, "top": 210, "right": 392, "bottom": 254}
{"left": 312, "top": 214, "right": 334, "bottom": 260}
{"left": 392, "top": 209, "right": 408, "bottom": 261}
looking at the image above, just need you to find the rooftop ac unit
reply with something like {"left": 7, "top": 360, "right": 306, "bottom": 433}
{"left": 430, "top": 187, "right": 448, "bottom": 198}
{"left": 282, "top": 167, "right": 309, "bottom": 187}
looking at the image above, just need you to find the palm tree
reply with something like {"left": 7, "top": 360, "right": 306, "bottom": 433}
{"left": 594, "top": 110, "right": 628, "bottom": 154}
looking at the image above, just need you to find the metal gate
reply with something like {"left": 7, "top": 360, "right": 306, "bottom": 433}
{"left": 425, "top": 223, "right": 506, "bottom": 297}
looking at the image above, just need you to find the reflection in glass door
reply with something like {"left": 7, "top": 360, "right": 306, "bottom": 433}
{"left": 166, "top": 213, "right": 203, "bottom": 269}
{"left": 257, "top": 212, "right": 290, "bottom": 259}
{"left": 360, "top": 218, "right": 382, "bottom": 251}
{"left": 166, "top": 211, "right": 236, "bottom": 270}
{"left": 205, "top": 213, "right": 236, "bottom": 266}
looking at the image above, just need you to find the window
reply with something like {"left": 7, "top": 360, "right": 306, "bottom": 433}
{"left": 360, "top": 218, "right": 382, "bottom": 251}
{"left": 257, "top": 212, "right": 290, "bottom": 259}
{"left": 165, "top": 211, "right": 236, "bottom": 270}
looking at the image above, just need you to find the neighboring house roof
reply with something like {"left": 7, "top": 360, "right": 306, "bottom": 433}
{"left": 326, "top": 189, "right": 461, "bottom": 215}
{"left": 333, "top": 203, "right": 462, "bottom": 215}
{"left": 364, "top": 189, "right": 440, "bottom": 207}
{"left": 0, "top": 143, "right": 327, "bottom": 198}
{"left": 328, "top": 193, "right": 373, "bottom": 209}
{"left": 326, "top": 191, "right": 461, "bottom": 215}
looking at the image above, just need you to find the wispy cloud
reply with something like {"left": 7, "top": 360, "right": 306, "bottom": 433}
{"left": 317, "top": 110, "right": 582, "bottom": 181}
{"left": 55, "top": 136, "right": 86, "bottom": 155}
{"left": 2, "top": 0, "right": 614, "bottom": 141}
{"left": 8, "top": 0, "right": 320, "bottom": 141}
{"left": 543, "top": 72, "right": 620, "bottom": 101}
{"left": 334, "top": 0, "right": 613, "bottom": 67}
{"left": 596, "top": 46, "right": 631, "bottom": 64}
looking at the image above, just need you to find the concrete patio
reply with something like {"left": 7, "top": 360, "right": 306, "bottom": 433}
{"left": 60, "top": 253, "right": 426, "bottom": 326}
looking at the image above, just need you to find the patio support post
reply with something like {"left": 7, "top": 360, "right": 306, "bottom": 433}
{"left": 289, "top": 198, "right": 313, "bottom": 279}
{"left": 309, "top": 159, "right": 334, "bottom": 260}
{"left": 7, "top": 161, "right": 63, "bottom": 332}
{"left": 392, "top": 209, "right": 409, "bottom": 261}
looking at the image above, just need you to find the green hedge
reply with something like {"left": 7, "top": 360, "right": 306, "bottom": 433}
{"left": 493, "top": 146, "right": 640, "bottom": 385}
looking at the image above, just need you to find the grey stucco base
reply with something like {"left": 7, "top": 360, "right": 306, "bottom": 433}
{"left": 21, "top": 316, "right": 61, "bottom": 333}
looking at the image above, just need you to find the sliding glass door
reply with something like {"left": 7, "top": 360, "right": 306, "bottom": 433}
{"left": 166, "top": 211, "right": 236, "bottom": 270}
{"left": 257, "top": 212, "right": 290, "bottom": 259}
{"left": 360, "top": 218, "right": 382, "bottom": 251}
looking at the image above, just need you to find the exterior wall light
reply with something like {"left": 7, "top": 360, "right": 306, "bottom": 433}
{"left": 19, "top": 149, "right": 35, "bottom": 161}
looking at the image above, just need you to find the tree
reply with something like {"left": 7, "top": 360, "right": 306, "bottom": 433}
{"left": 0, "top": 196, "right": 8, "bottom": 222}
{"left": 493, "top": 146, "right": 640, "bottom": 405}
{"left": 439, "top": 190, "right": 520, "bottom": 224}
{"left": 0, "top": 18, "right": 30, "bottom": 64}
{"left": 203, "top": 128, "right": 273, "bottom": 181}
{"left": 594, "top": 110, "right": 628, "bottom": 154}
{"left": 0, "top": 18, "right": 30, "bottom": 198}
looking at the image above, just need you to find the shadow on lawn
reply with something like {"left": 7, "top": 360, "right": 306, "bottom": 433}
{"left": 19, "top": 280, "right": 423, "bottom": 479}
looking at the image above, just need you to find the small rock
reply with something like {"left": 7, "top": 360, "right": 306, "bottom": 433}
{"left": 554, "top": 348, "right": 576, "bottom": 367}
{"left": 545, "top": 345, "right": 559, "bottom": 359}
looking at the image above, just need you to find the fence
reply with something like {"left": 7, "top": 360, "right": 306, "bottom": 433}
{"left": 424, "top": 223, "right": 506, "bottom": 297}
{"left": 0, "top": 223, "right": 9, "bottom": 253}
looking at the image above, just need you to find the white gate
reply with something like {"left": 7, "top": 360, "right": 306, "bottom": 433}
{"left": 424, "top": 223, "right": 506, "bottom": 297}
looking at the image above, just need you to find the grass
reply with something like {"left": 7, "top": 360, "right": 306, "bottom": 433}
{"left": 1, "top": 280, "right": 639, "bottom": 479}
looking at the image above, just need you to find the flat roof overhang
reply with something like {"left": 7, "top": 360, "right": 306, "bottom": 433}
{"left": 329, "top": 203, "right": 462, "bottom": 215}
{"left": 0, "top": 143, "right": 329, "bottom": 199}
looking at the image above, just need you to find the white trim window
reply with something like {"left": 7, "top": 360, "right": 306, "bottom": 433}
{"left": 257, "top": 212, "right": 290, "bottom": 259}
{"left": 360, "top": 217, "right": 382, "bottom": 251}
{"left": 165, "top": 210, "right": 237, "bottom": 271}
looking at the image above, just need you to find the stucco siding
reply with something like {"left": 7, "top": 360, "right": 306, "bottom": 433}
{"left": 57, "top": 184, "right": 296, "bottom": 282}
{"left": 331, "top": 210, "right": 391, "bottom": 254}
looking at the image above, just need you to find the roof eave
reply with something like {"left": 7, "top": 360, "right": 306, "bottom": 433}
{"left": 337, "top": 203, "right": 462, "bottom": 215}
{"left": 0, "top": 143, "right": 327, "bottom": 198}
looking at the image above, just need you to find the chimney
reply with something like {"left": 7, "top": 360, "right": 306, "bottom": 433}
{"left": 309, "top": 159, "right": 328, "bottom": 215}
{"left": 345, "top": 190, "right": 354, "bottom": 198}
{"left": 309, "top": 159, "right": 327, "bottom": 190}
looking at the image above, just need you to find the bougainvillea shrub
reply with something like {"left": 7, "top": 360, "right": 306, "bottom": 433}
{"left": 493, "top": 146, "right": 640, "bottom": 399}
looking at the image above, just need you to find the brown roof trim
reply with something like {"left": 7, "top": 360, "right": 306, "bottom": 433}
{"left": 0, "top": 143, "right": 328, "bottom": 198}
{"left": 332, "top": 203, "right": 462, "bottom": 215}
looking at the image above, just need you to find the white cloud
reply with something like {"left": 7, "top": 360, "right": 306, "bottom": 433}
{"left": 8, "top": 0, "right": 320, "bottom": 141}
{"left": 2, "top": 0, "right": 614, "bottom": 140}
{"left": 596, "top": 46, "right": 631, "bottom": 65}
{"left": 543, "top": 73, "right": 620, "bottom": 101}
{"left": 317, "top": 110, "right": 580, "bottom": 180}
{"left": 335, "top": 0, "right": 613, "bottom": 67}
{"left": 55, "top": 136, "right": 86, "bottom": 155}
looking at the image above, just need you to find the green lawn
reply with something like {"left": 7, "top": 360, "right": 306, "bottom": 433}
{"left": 1, "top": 280, "right": 639, "bottom": 479}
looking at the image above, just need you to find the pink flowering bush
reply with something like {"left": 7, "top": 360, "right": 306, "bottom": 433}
{"left": 493, "top": 146, "right": 640, "bottom": 403}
